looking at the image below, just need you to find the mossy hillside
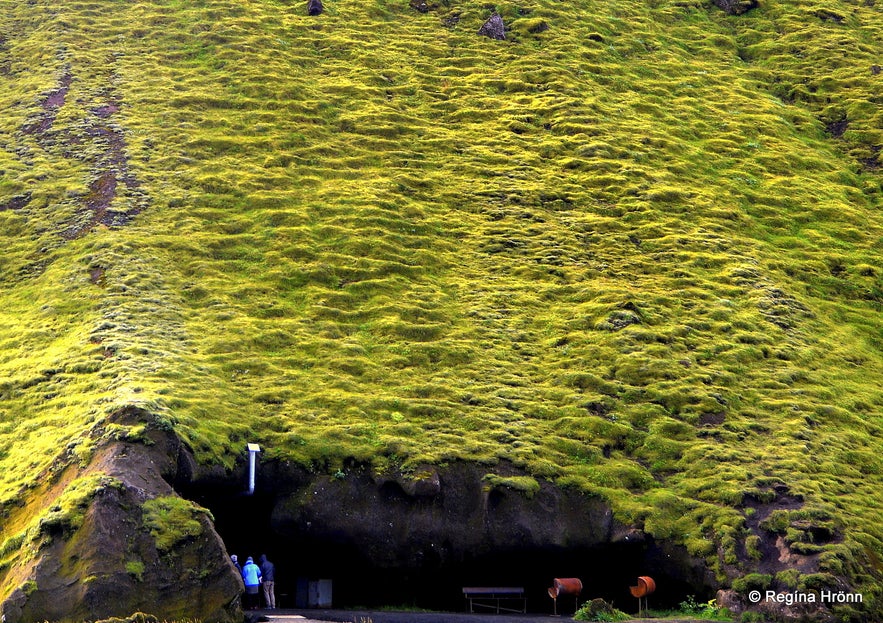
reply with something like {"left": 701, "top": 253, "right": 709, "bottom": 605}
{"left": 0, "top": 0, "right": 881, "bottom": 614}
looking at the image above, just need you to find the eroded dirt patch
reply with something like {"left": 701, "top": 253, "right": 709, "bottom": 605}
{"left": 741, "top": 484, "right": 828, "bottom": 576}
{"left": 17, "top": 59, "right": 148, "bottom": 243}
{"left": 0, "top": 192, "right": 32, "bottom": 212}
{"left": 21, "top": 67, "right": 73, "bottom": 137}
{"left": 61, "top": 83, "right": 147, "bottom": 239}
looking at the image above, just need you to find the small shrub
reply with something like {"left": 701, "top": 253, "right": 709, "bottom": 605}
{"left": 678, "top": 595, "right": 734, "bottom": 621}
{"left": 574, "top": 598, "right": 631, "bottom": 622}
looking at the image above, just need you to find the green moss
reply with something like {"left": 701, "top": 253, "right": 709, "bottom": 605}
{"left": 799, "top": 573, "right": 841, "bottom": 592}
{"left": 745, "top": 535, "right": 763, "bottom": 561}
{"left": 482, "top": 474, "right": 541, "bottom": 498}
{"left": 36, "top": 475, "right": 123, "bottom": 540}
{"left": 732, "top": 574, "right": 773, "bottom": 593}
{"left": 125, "top": 560, "right": 145, "bottom": 582}
{"left": 0, "top": 0, "right": 882, "bottom": 614}
{"left": 775, "top": 569, "right": 801, "bottom": 589}
{"left": 141, "top": 496, "right": 210, "bottom": 552}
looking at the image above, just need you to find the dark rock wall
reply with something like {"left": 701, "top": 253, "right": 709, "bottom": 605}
{"left": 189, "top": 460, "right": 717, "bottom": 611}
{"left": 269, "top": 464, "right": 616, "bottom": 567}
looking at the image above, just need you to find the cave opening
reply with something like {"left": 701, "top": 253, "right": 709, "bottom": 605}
{"left": 184, "top": 476, "right": 714, "bottom": 615}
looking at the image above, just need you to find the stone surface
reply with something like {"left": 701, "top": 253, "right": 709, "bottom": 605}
{"left": 478, "top": 13, "right": 506, "bottom": 40}
{"left": 269, "top": 462, "right": 617, "bottom": 568}
{"left": 0, "top": 408, "right": 243, "bottom": 623}
{"left": 711, "top": 0, "right": 758, "bottom": 15}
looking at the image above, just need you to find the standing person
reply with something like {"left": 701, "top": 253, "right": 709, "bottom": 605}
{"left": 241, "top": 556, "right": 262, "bottom": 610}
{"left": 259, "top": 554, "right": 276, "bottom": 609}
{"left": 230, "top": 554, "right": 242, "bottom": 576}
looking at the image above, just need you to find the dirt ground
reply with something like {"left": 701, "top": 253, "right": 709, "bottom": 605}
{"left": 258, "top": 608, "right": 727, "bottom": 623}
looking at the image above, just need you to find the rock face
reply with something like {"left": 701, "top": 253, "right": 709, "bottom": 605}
{"left": 189, "top": 461, "right": 718, "bottom": 611}
{"left": 478, "top": 13, "right": 506, "bottom": 40}
{"left": 0, "top": 408, "right": 243, "bottom": 623}
{"left": 272, "top": 464, "right": 617, "bottom": 566}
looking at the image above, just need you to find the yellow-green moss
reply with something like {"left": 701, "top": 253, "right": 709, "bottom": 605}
{"left": 141, "top": 496, "right": 211, "bottom": 553}
{"left": 0, "top": 0, "right": 881, "bottom": 613}
{"left": 482, "top": 474, "right": 541, "bottom": 498}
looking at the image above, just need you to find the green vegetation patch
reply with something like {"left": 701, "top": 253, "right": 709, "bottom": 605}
{"left": 482, "top": 473, "right": 541, "bottom": 497}
{"left": 141, "top": 496, "right": 212, "bottom": 553}
{"left": 36, "top": 475, "right": 123, "bottom": 540}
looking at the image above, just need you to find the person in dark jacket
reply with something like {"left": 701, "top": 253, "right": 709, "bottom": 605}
{"left": 259, "top": 554, "right": 276, "bottom": 609}
{"left": 231, "top": 554, "right": 242, "bottom": 575}
{"left": 241, "top": 556, "right": 262, "bottom": 610}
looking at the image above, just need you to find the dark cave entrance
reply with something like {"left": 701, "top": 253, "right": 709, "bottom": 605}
{"left": 185, "top": 480, "right": 714, "bottom": 615}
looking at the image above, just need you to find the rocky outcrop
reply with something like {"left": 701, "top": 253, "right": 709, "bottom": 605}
{"left": 712, "top": 0, "right": 758, "bottom": 15}
{"left": 478, "top": 13, "right": 506, "bottom": 40}
{"left": 0, "top": 408, "right": 243, "bottom": 623}
{"left": 409, "top": 0, "right": 438, "bottom": 13}
{"left": 270, "top": 463, "right": 618, "bottom": 568}
{"left": 6, "top": 412, "right": 805, "bottom": 619}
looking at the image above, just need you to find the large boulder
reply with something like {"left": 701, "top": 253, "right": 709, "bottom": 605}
{"left": 0, "top": 408, "right": 243, "bottom": 623}
{"left": 478, "top": 13, "right": 506, "bottom": 40}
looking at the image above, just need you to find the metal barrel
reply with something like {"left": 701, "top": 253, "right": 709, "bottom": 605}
{"left": 629, "top": 576, "right": 656, "bottom": 598}
{"left": 553, "top": 578, "right": 583, "bottom": 597}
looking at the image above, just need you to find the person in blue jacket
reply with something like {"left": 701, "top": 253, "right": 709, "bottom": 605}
{"left": 241, "top": 556, "right": 262, "bottom": 610}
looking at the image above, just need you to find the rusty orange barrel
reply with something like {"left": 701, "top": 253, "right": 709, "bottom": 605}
{"left": 629, "top": 576, "right": 656, "bottom": 598}
{"left": 553, "top": 578, "right": 583, "bottom": 597}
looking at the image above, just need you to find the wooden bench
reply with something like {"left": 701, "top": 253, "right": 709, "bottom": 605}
{"left": 463, "top": 587, "right": 526, "bottom": 613}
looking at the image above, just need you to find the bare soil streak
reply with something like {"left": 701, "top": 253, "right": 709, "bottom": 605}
{"left": 21, "top": 67, "right": 72, "bottom": 136}
{"left": 63, "top": 87, "right": 146, "bottom": 238}
{"left": 17, "top": 59, "right": 146, "bottom": 240}
{"left": 0, "top": 192, "right": 32, "bottom": 212}
{"left": 0, "top": 33, "right": 10, "bottom": 75}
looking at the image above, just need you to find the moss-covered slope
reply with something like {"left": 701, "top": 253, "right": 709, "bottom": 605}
{"left": 1, "top": 0, "right": 881, "bottom": 619}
